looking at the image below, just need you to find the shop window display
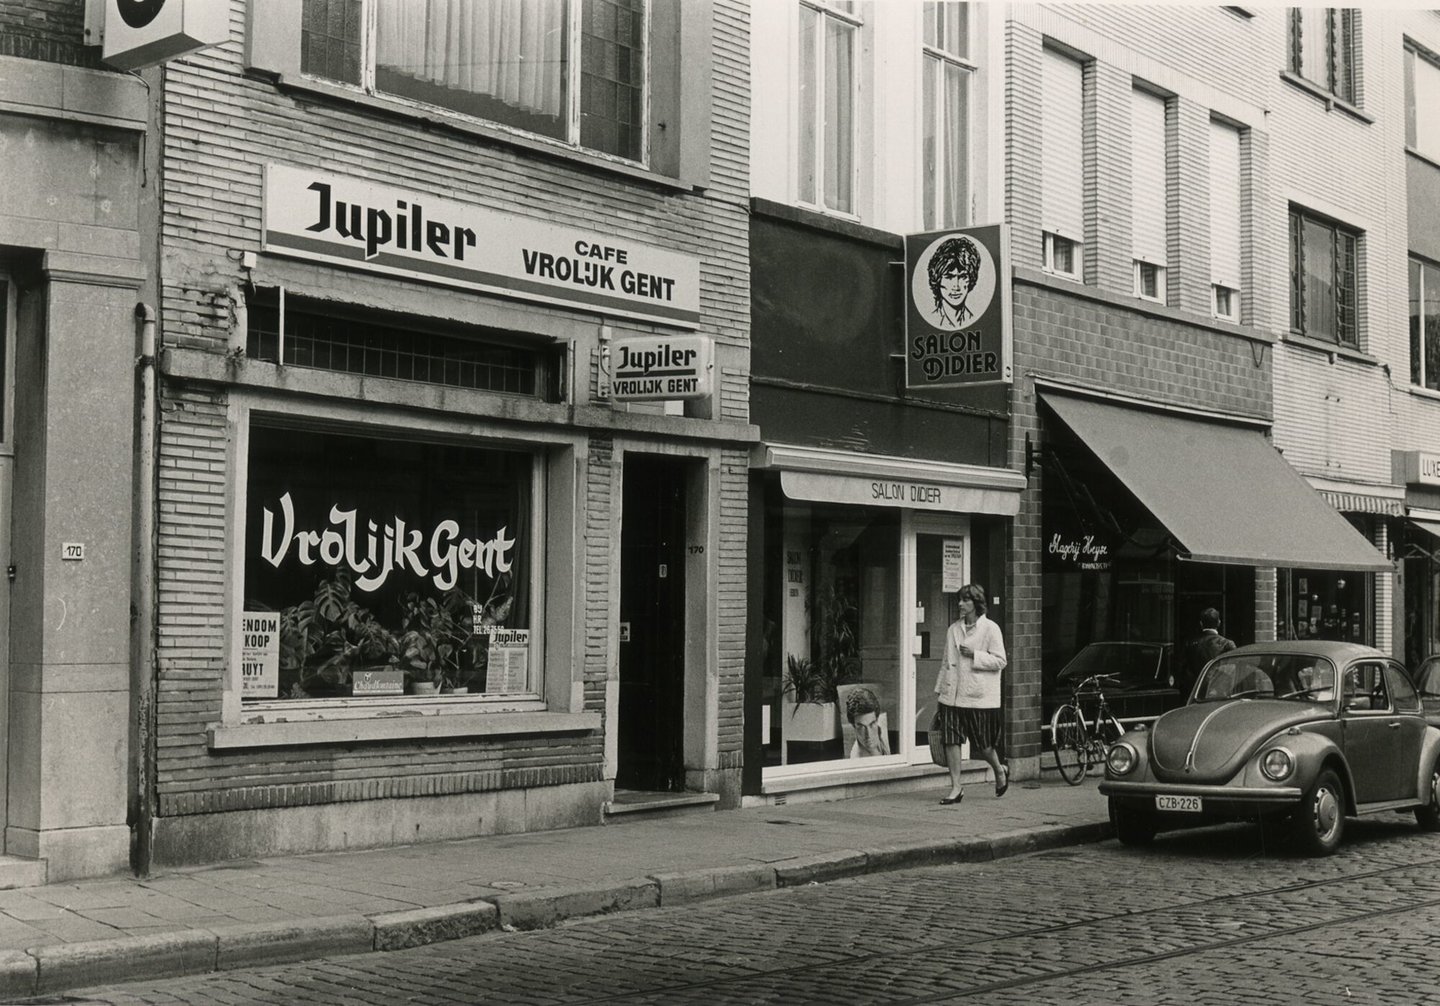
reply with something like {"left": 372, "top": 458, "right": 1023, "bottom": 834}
{"left": 241, "top": 424, "right": 534, "bottom": 701}
{"left": 764, "top": 505, "right": 901, "bottom": 767}
{"left": 1277, "top": 569, "right": 1367, "bottom": 644}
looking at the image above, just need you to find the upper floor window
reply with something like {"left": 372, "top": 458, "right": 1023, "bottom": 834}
{"left": 922, "top": 2, "right": 973, "bottom": 229}
{"left": 1209, "top": 119, "right": 1243, "bottom": 323}
{"left": 1406, "top": 43, "right": 1440, "bottom": 162}
{"left": 1290, "top": 206, "right": 1358, "bottom": 348}
{"left": 300, "top": 0, "right": 647, "bottom": 162}
{"left": 1411, "top": 256, "right": 1440, "bottom": 392}
{"left": 1287, "top": 8, "right": 1355, "bottom": 104}
{"left": 1131, "top": 87, "right": 1169, "bottom": 304}
{"left": 1042, "top": 47, "right": 1085, "bottom": 281}
{"left": 798, "top": 1, "right": 859, "bottom": 214}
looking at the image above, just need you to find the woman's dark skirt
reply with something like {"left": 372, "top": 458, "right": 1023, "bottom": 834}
{"left": 936, "top": 702, "right": 1003, "bottom": 752}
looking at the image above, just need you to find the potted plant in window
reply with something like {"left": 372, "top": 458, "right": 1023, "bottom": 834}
{"left": 780, "top": 582, "right": 863, "bottom": 743}
{"left": 278, "top": 570, "right": 400, "bottom": 698}
{"left": 397, "top": 589, "right": 477, "bottom": 695}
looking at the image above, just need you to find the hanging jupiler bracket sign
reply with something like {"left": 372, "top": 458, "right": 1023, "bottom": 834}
{"left": 603, "top": 334, "right": 714, "bottom": 401}
{"left": 262, "top": 164, "right": 701, "bottom": 329}
{"left": 903, "top": 224, "right": 1012, "bottom": 389}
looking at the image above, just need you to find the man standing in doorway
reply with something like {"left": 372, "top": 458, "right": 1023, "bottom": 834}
{"left": 1183, "top": 608, "right": 1236, "bottom": 696}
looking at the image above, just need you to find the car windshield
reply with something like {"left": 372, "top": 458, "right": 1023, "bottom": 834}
{"left": 1194, "top": 654, "right": 1337, "bottom": 703}
{"left": 1415, "top": 659, "right": 1440, "bottom": 699}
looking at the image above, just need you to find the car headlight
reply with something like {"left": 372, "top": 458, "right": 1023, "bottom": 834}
{"left": 1260, "top": 747, "right": 1294, "bottom": 782}
{"left": 1107, "top": 742, "right": 1137, "bottom": 776}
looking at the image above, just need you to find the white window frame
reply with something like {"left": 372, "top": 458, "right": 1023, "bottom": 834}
{"left": 1407, "top": 42, "right": 1440, "bottom": 163}
{"left": 1042, "top": 46, "right": 1085, "bottom": 283}
{"left": 1213, "top": 284, "right": 1241, "bottom": 323}
{"left": 1288, "top": 7, "right": 1356, "bottom": 104}
{"left": 299, "top": 0, "right": 651, "bottom": 167}
{"left": 1412, "top": 254, "right": 1440, "bottom": 392}
{"left": 1130, "top": 86, "right": 1168, "bottom": 305}
{"left": 1133, "top": 261, "right": 1166, "bottom": 304}
{"left": 796, "top": 0, "right": 862, "bottom": 217}
{"left": 224, "top": 400, "right": 553, "bottom": 725}
{"left": 1044, "top": 232, "right": 1081, "bottom": 281}
{"left": 921, "top": 2, "right": 975, "bottom": 229}
{"left": 1209, "top": 118, "right": 1244, "bottom": 324}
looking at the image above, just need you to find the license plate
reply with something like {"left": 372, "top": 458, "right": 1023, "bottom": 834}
{"left": 1156, "top": 795, "right": 1202, "bottom": 813}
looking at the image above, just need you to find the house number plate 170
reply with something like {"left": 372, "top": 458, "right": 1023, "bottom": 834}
{"left": 61, "top": 543, "right": 85, "bottom": 561}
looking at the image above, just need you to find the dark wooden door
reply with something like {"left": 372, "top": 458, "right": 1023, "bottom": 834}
{"left": 617, "top": 456, "right": 686, "bottom": 792}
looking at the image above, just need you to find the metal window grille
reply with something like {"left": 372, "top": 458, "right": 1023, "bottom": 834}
{"left": 247, "top": 298, "right": 547, "bottom": 399}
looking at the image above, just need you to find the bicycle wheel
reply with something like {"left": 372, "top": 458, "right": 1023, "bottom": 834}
{"left": 1051, "top": 704, "right": 1087, "bottom": 785}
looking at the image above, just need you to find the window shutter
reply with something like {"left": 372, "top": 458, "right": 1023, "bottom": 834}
{"left": 1209, "top": 120, "right": 1242, "bottom": 289}
{"left": 246, "top": 0, "right": 303, "bottom": 78}
{"left": 1414, "top": 51, "right": 1440, "bottom": 162}
{"left": 1131, "top": 89, "right": 1167, "bottom": 266}
{"left": 1042, "top": 48, "right": 1084, "bottom": 240}
{"left": 649, "top": 0, "right": 713, "bottom": 188}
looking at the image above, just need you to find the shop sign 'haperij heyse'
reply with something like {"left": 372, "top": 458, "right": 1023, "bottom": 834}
{"left": 904, "top": 224, "right": 1012, "bottom": 389}
{"left": 262, "top": 164, "right": 701, "bottom": 329}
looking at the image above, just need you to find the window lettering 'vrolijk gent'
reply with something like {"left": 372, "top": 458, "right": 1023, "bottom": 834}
{"left": 259, "top": 492, "right": 516, "bottom": 593}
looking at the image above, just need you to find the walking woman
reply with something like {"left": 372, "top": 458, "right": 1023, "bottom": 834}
{"left": 935, "top": 583, "right": 1009, "bottom": 804}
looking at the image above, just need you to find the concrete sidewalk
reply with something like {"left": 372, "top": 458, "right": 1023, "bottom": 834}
{"left": 0, "top": 776, "right": 1112, "bottom": 999}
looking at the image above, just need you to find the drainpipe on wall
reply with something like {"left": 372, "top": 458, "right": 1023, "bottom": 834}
{"left": 130, "top": 301, "right": 158, "bottom": 876}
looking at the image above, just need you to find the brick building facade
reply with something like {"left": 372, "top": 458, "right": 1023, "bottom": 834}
{"left": 135, "top": 0, "right": 754, "bottom": 866}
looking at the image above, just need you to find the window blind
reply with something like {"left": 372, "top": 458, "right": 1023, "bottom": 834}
{"left": 1131, "top": 88, "right": 1167, "bottom": 266}
{"left": 1042, "top": 48, "right": 1084, "bottom": 239}
{"left": 1413, "top": 49, "right": 1440, "bottom": 162}
{"left": 1209, "top": 120, "right": 1242, "bottom": 289}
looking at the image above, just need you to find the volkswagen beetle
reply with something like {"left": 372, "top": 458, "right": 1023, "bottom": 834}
{"left": 1099, "top": 641, "right": 1440, "bottom": 855}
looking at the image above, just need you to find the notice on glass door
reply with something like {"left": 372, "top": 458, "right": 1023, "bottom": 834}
{"left": 942, "top": 539, "right": 965, "bottom": 593}
{"left": 485, "top": 629, "right": 530, "bottom": 693}
{"left": 240, "top": 611, "right": 280, "bottom": 699}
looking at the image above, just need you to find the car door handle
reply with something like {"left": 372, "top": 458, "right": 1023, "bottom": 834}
{"left": 1388, "top": 721, "right": 1401, "bottom": 729}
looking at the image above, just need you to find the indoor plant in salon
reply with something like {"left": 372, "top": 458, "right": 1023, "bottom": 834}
{"left": 781, "top": 583, "right": 862, "bottom": 743}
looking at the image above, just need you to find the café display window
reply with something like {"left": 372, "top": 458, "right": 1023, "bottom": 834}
{"left": 240, "top": 423, "right": 540, "bottom": 703}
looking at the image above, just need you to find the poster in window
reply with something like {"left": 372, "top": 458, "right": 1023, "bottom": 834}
{"left": 485, "top": 629, "right": 530, "bottom": 693}
{"left": 240, "top": 611, "right": 280, "bottom": 699}
{"left": 941, "top": 539, "right": 965, "bottom": 593}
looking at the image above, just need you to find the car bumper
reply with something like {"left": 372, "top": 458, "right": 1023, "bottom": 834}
{"left": 1100, "top": 780, "right": 1303, "bottom": 809}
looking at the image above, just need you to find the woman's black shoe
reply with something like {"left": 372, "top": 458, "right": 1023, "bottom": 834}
{"left": 939, "top": 792, "right": 964, "bottom": 805}
{"left": 995, "top": 767, "right": 1010, "bottom": 798}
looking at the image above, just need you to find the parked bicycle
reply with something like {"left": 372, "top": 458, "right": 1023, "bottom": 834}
{"left": 1050, "top": 673, "right": 1125, "bottom": 785}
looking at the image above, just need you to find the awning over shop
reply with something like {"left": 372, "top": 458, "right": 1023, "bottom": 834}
{"left": 1043, "top": 393, "right": 1392, "bottom": 571}
{"left": 1408, "top": 507, "right": 1440, "bottom": 542}
{"left": 764, "top": 444, "right": 1025, "bottom": 516}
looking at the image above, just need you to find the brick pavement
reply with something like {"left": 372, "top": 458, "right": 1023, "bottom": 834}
{"left": 0, "top": 777, "right": 1111, "bottom": 998}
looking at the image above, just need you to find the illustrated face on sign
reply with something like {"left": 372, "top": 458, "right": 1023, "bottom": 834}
{"left": 911, "top": 233, "right": 996, "bottom": 332}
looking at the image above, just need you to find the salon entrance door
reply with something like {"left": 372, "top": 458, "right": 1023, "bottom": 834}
{"left": 908, "top": 519, "right": 969, "bottom": 764}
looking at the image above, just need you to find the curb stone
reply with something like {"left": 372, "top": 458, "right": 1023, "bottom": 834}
{"left": 32, "top": 929, "right": 217, "bottom": 995}
{"left": 371, "top": 902, "right": 500, "bottom": 951}
{"left": 490, "top": 878, "right": 660, "bottom": 931}
{"left": 0, "top": 820, "right": 1114, "bottom": 1001}
{"left": 651, "top": 864, "right": 776, "bottom": 906}
{"left": 213, "top": 915, "right": 373, "bottom": 971}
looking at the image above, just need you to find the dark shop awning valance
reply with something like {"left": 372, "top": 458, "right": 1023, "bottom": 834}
{"left": 1043, "top": 393, "right": 1392, "bottom": 572}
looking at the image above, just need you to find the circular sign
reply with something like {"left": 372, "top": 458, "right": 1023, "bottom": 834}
{"left": 909, "top": 233, "right": 996, "bottom": 332}
{"left": 117, "top": 0, "right": 166, "bottom": 29}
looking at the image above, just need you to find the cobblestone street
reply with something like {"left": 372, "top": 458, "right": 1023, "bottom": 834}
{"left": 62, "top": 817, "right": 1440, "bottom": 1006}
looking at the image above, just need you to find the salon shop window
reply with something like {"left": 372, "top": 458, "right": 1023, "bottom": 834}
{"left": 240, "top": 424, "right": 540, "bottom": 703}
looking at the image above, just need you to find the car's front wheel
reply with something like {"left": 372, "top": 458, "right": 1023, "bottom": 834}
{"left": 1416, "top": 758, "right": 1440, "bottom": 832}
{"left": 1110, "top": 797, "right": 1157, "bottom": 847}
{"left": 1294, "top": 768, "right": 1345, "bottom": 856}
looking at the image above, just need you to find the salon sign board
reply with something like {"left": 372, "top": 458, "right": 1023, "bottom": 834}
{"left": 262, "top": 164, "right": 701, "bottom": 329}
{"left": 904, "top": 224, "right": 1012, "bottom": 390}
